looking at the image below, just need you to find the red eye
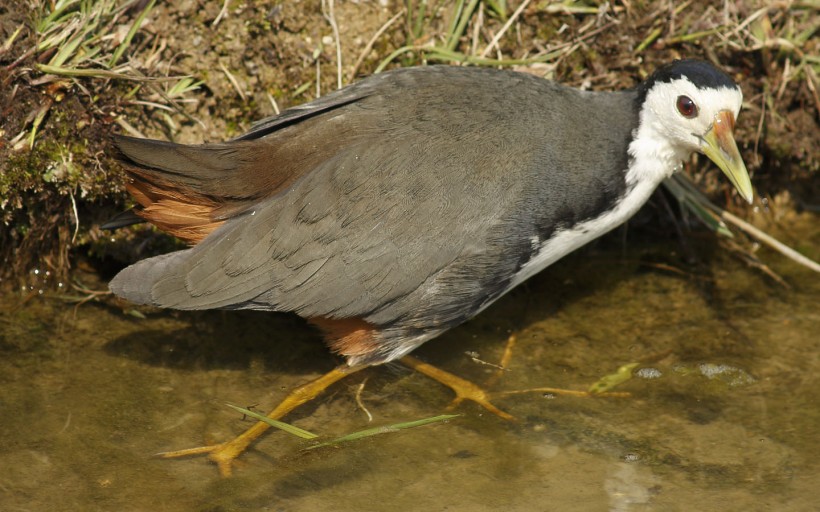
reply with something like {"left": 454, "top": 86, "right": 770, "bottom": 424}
{"left": 676, "top": 95, "right": 698, "bottom": 118}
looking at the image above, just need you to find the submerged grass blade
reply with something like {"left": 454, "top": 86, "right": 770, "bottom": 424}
{"left": 588, "top": 363, "right": 639, "bottom": 394}
{"left": 306, "top": 414, "right": 460, "bottom": 450}
{"left": 225, "top": 404, "right": 319, "bottom": 439}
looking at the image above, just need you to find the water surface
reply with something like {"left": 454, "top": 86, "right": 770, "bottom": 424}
{"left": 1, "top": 218, "right": 817, "bottom": 511}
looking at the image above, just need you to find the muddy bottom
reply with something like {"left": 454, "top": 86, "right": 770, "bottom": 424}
{"left": 1, "top": 219, "right": 818, "bottom": 512}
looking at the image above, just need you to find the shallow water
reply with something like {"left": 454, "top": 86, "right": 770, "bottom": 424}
{"left": 1, "top": 219, "right": 818, "bottom": 512}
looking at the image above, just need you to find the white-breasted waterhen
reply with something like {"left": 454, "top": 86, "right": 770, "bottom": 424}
{"left": 105, "top": 59, "right": 752, "bottom": 475}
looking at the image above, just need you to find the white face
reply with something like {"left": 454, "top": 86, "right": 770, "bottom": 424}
{"left": 642, "top": 77, "right": 743, "bottom": 153}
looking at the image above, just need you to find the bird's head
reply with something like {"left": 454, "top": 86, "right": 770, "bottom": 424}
{"left": 637, "top": 59, "right": 753, "bottom": 203}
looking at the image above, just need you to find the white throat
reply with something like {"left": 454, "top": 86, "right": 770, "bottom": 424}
{"left": 625, "top": 106, "right": 689, "bottom": 186}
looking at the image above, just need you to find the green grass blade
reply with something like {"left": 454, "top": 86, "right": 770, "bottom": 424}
{"left": 666, "top": 28, "right": 722, "bottom": 45}
{"left": 2, "top": 24, "right": 24, "bottom": 53}
{"left": 306, "top": 414, "right": 460, "bottom": 450}
{"left": 409, "top": 0, "right": 428, "bottom": 40}
{"left": 446, "top": 0, "right": 480, "bottom": 51}
{"left": 48, "top": 27, "right": 91, "bottom": 67}
{"left": 37, "top": 0, "right": 81, "bottom": 33}
{"left": 225, "top": 404, "right": 319, "bottom": 439}
{"left": 109, "top": 0, "right": 156, "bottom": 67}
{"left": 444, "top": 0, "right": 466, "bottom": 50}
{"left": 662, "top": 175, "right": 734, "bottom": 238}
{"left": 484, "top": 0, "right": 507, "bottom": 20}
{"left": 635, "top": 27, "right": 662, "bottom": 53}
{"left": 166, "top": 77, "right": 204, "bottom": 98}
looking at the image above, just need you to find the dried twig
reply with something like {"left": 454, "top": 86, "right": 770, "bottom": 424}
{"left": 219, "top": 61, "right": 246, "bottom": 101}
{"left": 212, "top": 0, "right": 231, "bottom": 27}
{"left": 479, "top": 0, "right": 532, "bottom": 59}
{"left": 716, "top": 209, "right": 820, "bottom": 273}
{"left": 350, "top": 8, "right": 405, "bottom": 79}
{"left": 354, "top": 379, "right": 373, "bottom": 422}
{"left": 322, "top": 0, "right": 343, "bottom": 89}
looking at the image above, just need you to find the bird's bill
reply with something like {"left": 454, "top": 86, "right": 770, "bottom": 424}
{"left": 700, "top": 110, "right": 753, "bottom": 204}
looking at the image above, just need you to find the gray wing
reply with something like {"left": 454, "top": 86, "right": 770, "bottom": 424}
{"left": 111, "top": 67, "right": 638, "bottom": 330}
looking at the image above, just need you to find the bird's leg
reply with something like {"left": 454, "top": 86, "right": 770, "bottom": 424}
{"left": 159, "top": 348, "right": 514, "bottom": 477}
{"left": 482, "top": 333, "right": 517, "bottom": 389}
{"left": 157, "top": 365, "right": 361, "bottom": 477}
{"left": 400, "top": 355, "right": 514, "bottom": 421}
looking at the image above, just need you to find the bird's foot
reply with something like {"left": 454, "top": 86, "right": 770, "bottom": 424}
{"left": 400, "top": 354, "right": 514, "bottom": 421}
{"left": 155, "top": 365, "right": 358, "bottom": 477}
{"left": 156, "top": 443, "right": 240, "bottom": 477}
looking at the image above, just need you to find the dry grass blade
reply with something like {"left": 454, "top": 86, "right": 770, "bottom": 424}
{"left": 720, "top": 238, "right": 792, "bottom": 289}
{"left": 478, "top": 0, "right": 531, "bottom": 59}
{"left": 114, "top": 116, "right": 146, "bottom": 138}
{"left": 716, "top": 210, "right": 820, "bottom": 274}
{"left": 34, "top": 64, "right": 180, "bottom": 81}
{"left": 321, "top": 0, "right": 343, "bottom": 89}
{"left": 354, "top": 379, "right": 373, "bottom": 422}
{"left": 1, "top": 24, "right": 25, "bottom": 56}
{"left": 666, "top": 175, "right": 820, "bottom": 274}
{"left": 375, "top": 43, "right": 584, "bottom": 73}
{"left": 350, "top": 8, "right": 406, "bottom": 79}
{"left": 666, "top": 28, "right": 722, "bottom": 44}
{"left": 212, "top": 0, "right": 232, "bottom": 27}
{"left": 219, "top": 61, "right": 247, "bottom": 101}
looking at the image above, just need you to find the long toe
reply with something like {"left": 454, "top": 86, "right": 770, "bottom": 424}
{"left": 400, "top": 355, "right": 514, "bottom": 421}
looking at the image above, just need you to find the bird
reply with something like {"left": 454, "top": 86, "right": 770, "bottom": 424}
{"left": 106, "top": 59, "right": 752, "bottom": 475}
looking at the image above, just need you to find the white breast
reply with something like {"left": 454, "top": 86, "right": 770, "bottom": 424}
{"left": 475, "top": 110, "right": 685, "bottom": 316}
{"left": 508, "top": 177, "right": 656, "bottom": 289}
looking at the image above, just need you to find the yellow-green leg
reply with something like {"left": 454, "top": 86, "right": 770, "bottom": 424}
{"left": 400, "top": 355, "right": 514, "bottom": 421}
{"left": 157, "top": 365, "right": 360, "bottom": 477}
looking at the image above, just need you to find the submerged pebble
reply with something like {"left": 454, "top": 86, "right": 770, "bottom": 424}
{"left": 635, "top": 367, "right": 663, "bottom": 379}
{"left": 698, "top": 363, "right": 756, "bottom": 387}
